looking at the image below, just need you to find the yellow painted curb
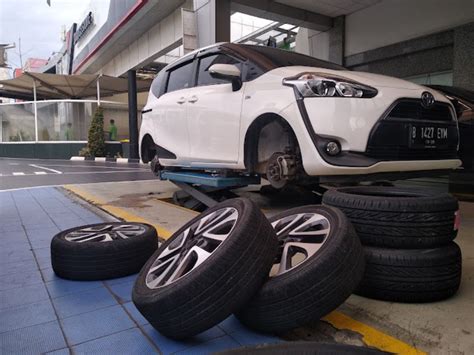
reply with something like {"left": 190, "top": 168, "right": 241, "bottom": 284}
{"left": 64, "top": 185, "right": 172, "bottom": 239}
{"left": 154, "top": 198, "right": 200, "bottom": 216}
{"left": 323, "top": 311, "right": 426, "bottom": 355}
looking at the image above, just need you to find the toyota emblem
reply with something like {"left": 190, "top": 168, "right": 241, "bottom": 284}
{"left": 421, "top": 91, "right": 435, "bottom": 109}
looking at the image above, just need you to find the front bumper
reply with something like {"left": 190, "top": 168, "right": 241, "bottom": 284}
{"left": 279, "top": 96, "right": 462, "bottom": 176}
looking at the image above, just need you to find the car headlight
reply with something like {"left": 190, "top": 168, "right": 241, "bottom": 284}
{"left": 283, "top": 73, "right": 378, "bottom": 98}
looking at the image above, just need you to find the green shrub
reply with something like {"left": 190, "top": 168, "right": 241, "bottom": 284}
{"left": 87, "top": 107, "right": 106, "bottom": 157}
{"left": 78, "top": 146, "right": 91, "bottom": 157}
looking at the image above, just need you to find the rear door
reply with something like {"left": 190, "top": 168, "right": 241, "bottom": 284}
{"left": 185, "top": 53, "right": 245, "bottom": 164}
{"left": 152, "top": 60, "right": 196, "bottom": 164}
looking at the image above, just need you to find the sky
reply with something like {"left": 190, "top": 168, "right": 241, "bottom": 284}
{"left": 0, "top": 0, "right": 88, "bottom": 70}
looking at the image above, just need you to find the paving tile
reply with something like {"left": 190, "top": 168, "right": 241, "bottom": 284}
{"left": 55, "top": 219, "right": 86, "bottom": 230}
{"left": 0, "top": 240, "right": 30, "bottom": 252}
{"left": 24, "top": 223, "right": 59, "bottom": 232}
{"left": 0, "top": 241, "right": 32, "bottom": 254}
{"left": 72, "top": 328, "right": 157, "bottom": 354}
{"left": 105, "top": 273, "right": 138, "bottom": 286}
{"left": 48, "top": 213, "right": 80, "bottom": 222}
{"left": 41, "top": 267, "right": 60, "bottom": 283}
{"left": 33, "top": 246, "right": 50, "bottom": 258}
{"left": 46, "top": 278, "right": 103, "bottom": 298}
{"left": 0, "top": 249, "right": 35, "bottom": 264}
{"left": 229, "top": 328, "right": 281, "bottom": 347}
{"left": 108, "top": 280, "right": 134, "bottom": 303}
{"left": 21, "top": 216, "right": 53, "bottom": 227}
{"left": 52, "top": 286, "right": 117, "bottom": 319}
{"left": 0, "top": 299, "right": 57, "bottom": 334}
{"left": 0, "top": 223, "right": 24, "bottom": 232}
{"left": 30, "top": 238, "right": 55, "bottom": 250}
{"left": 37, "top": 253, "right": 53, "bottom": 270}
{"left": 81, "top": 216, "right": 105, "bottom": 224}
{"left": 123, "top": 302, "right": 149, "bottom": 326}
{"left": 0, "top": 268, "right": 43, "bottom": 291}
{"left": 143, "top": 324, "right": 226, "bottom": 354}
{"left": 0, "top": 283, "right": 49, "bottom": 310}
{"left": 0, "top": 259, "right": 38, "bottom": 277}
{"left": 45, "top": 348, "right": 71, "bottom": 355}
{"left": 218, "top": 315, "right": 250, "bottom": 334}
{"left": 26, "top": 227, "right": 60, "bottom": 240}
{"left": 61, "top": 304, "right": 135, "bottom": 345}
{"left": 0, "top": 320, "right": 66, "bottom": 355}
{"left": 0, "top": 230, "right": 29, "bottom": 243}
{"left": 174, "top": 335, "right": 240, "bottom": 355}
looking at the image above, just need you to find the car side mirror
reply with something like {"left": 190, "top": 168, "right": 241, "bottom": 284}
{"left": 208, "top": 64, "right": 242, "bottom": 91}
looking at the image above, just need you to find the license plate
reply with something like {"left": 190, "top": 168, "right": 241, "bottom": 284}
{"left": 409, "top": 125, "right": 449, "bottom": 148}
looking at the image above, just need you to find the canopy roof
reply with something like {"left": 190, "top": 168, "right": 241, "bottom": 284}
{"left": 0, "top": 72, "right": 152, "bottom": 100}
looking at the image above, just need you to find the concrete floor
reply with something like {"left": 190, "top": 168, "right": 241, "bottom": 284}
{"left": 64, "top": 179, "right": 474, "bottom": 354}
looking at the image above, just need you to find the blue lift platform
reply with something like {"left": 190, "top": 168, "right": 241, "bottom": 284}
{"left": 159, "top": 170, "right": 261, "bottom": 209}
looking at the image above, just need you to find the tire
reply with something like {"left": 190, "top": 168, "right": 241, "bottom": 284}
{"left": 356, "top": 243, "right": 462, "bottom": 303}
{"left": 132, "top": 198, "right": 278, "bottom": 339}
{"left": 51, "top": 222, "right": 158, "bottom": 281}
{"left": 216, "top": 342, "right": 387, "bottom": 354}
{"left": 236, "top": 205, "right": 365, "bottom": 334}
{"left": 322, "top": 186, "right": 459, "bottom": 248}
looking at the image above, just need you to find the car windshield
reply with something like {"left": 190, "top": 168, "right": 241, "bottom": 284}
{"left": 241, "top": 45, "right": 346, "bottom": 71}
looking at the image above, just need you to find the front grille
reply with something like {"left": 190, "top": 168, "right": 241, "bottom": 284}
{"left": 387, "top": 100, "right": 453, "bottom": 121}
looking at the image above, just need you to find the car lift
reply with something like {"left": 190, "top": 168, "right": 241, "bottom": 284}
{"left": 158, "top": 170, "right": 261, "bottom": 210}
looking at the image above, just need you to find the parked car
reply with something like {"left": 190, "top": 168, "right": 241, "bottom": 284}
{"left": 140, "top": 43, "right": 461, "bottom": 188}
{"left": 428, "top": 85, "right": 474, "bottom": 170}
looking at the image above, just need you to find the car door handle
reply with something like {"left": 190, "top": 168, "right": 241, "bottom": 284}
{"left": 177, "top": 97, "right": 186, "bottom": 104}
{"left": 188, "top": 95, "right": 198, "bottom": 103}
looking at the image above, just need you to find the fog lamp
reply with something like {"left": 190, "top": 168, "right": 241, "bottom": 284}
{"left": 326, "top": 141, "right": 340, "bottom": 156}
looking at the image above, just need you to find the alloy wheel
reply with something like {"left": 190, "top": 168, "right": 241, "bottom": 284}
{"left": 145, "top": 207, "right": 238, "bottom": 289}
{"left": 64, "top": 224, "right": 146, "bottom": 243}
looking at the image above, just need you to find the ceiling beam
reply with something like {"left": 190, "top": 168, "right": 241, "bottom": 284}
{"left": 231, "top": 0, "right": 333, "bottom": 31}
{"left": 235, "top": 21, "right": 283, "bottom": 44}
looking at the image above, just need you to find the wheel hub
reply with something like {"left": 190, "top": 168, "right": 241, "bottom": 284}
{"left": 266, "top": 153, "right": 297, "bottom": 189}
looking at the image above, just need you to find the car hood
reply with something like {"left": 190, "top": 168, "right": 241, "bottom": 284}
{"left": 276, "top": 66, "right": 424, "bottom": 90}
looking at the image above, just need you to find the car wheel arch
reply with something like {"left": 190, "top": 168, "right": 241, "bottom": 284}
{"left": 243, "top": 113, "right": 301, "bottom": 174}
{"left": 140, "top": 134, "right": 155, "bottom": 163}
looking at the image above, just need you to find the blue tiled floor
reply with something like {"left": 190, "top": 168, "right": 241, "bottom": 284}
{"left": 0, "top": 187, "right": 282, "bottom": 354}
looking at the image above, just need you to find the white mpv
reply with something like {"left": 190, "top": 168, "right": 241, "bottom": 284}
{"left": 140, "top": 43, "right": 460, "bottom": 188}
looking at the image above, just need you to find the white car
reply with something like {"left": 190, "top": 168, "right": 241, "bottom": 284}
{"left": 140, "top": 43, "right": 460, "bottom": 187}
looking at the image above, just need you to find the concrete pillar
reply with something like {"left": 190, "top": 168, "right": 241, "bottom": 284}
{"left": 296, "top": 16, "right": 344, "bottom": 64}
{"left": 215, "top": 0, "right": 231, "bottom": 42}
{"left": 127, "top": 70, "right": 139, "bottom": 160}
{"left": 453, "top": 22, "right": 474, "bottom": 91}
{"left": 328, "top": 16, "right": 345, "bottom": 66}
{"left": 194, "top": 0, "right": 231, "bottom": 47}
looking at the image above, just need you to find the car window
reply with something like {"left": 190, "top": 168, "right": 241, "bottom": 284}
{"left": 151, "top": 69, "right": 166, "bottom": 98}
{"left": 197, "top": 54, "right": 242, "bottom": 87}
{"left": 166, "top": 61, "right": 194, "bottom": 93}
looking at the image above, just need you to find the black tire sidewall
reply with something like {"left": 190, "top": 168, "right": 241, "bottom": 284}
{"left": 51, "top": 222, "right": 158, "bottom": 280}
{"left": 356, "top": 242, "right": 462, "bottom": 302}
{"left": 51, "top": 222, "right": 157, "bottom": 255}
{"left": 132, "top": 198, "right": 278, "bottom": 338}
{"left": 322, "top": 187, "right": 459, "bottom": 248}
{"left": 236, "top": 205, "right": 365, "bottom": 333}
